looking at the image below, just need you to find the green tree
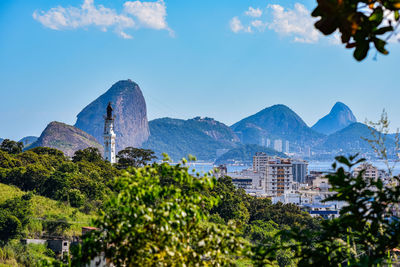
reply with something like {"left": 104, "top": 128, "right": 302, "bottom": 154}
{"left": 116, "top": 147, "right": 156, "bottom": 169}
{"left": 0, "top": 194, "right": 32, "bottom": 243}
{"left": 29, "top": 147, "right": 65, "bottom": 157}
{"left": 244, "top": 220, "right": 279, "bottom": 245}
{"left": 42, "top": 216, "right": 71, "bottom": 237}
{"left": 312, "top": 0, "right": 400, "bottom": 61}
{"left": 0, "top": 211, "right": 22, "bottom": 244}
{"left": 72, "top": 147, "right": 103, "bottom": 163}
{"left": 0, "top": 150, "right": 22, "bottom": 168}
{"left": 72, "top": 159, "right": 245, "bottom": 266}
{"left": 208, "top": 176, "right": 250, "bottom": 225}
{"left": 0, "top": 139, "right": 23, "bottom": 154}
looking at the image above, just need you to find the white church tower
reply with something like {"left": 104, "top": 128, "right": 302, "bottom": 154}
{"left": 104, "top": 102, "right": 116, "bottom": 163}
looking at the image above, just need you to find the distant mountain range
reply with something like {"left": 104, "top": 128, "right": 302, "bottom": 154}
{"left": 142, "top": 117, "right": 240, "bottom": 161}
{"left": 231, "top": 104, "right": 324, "bottom": 151}
{"left": 14, "top": 80, "right": 395, "bottom": 161}
{"left": 312, "top": 102, "right": 357, "bottom": 135}
{"left": 318, "top": 122, "right": 395, "bottom": 153}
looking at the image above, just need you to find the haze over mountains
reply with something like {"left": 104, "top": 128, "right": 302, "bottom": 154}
{"left": 4, "top": 79, "right": 395, "bottom": 162}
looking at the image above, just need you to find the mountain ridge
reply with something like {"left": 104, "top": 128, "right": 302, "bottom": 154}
{"left": 231, "top": 104, "right": 324, "bottom": 151}
{"left": 318, "top": 122, "right": 395, "bottom": 154}
{"left": 30, "top": 121, "right": 103, "bottom": 157}
{"left": 142, "top": 117, "right": 240, "bottom": 161}
{"left": 312, "top": 102, "right": 357, "bottom": 135}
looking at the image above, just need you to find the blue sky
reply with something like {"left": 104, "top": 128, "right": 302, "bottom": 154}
{"left": 1, "top": 0, "right": 400, "bottom": 140}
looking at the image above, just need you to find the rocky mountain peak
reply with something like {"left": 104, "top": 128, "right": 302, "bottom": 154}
{"left": 30, "top": 121, "right": 103, "bottom": 157}
{"left": 75, "top": 80, "right": 150, "bottom": 152}
{"left": 312, "top": 102, "right": 357, "bottom": 135}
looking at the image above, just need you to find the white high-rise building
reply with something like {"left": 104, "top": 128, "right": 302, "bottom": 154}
{"left": 274, "top": 139, "right": 283, "bottom": 152}
{"left": 285, "top": 140, "right": 289, "bottom": 153}
{"left": 264, "top": 158, "right": 293, "bottom": 196}
{"left": 292, "top": 160, "right": 308, "bottom": 183}
{"left": 253, "top": 152, "right": 270, "bottom": 174}
{"left": 253, "top": 153, "right": 294, "bottom": 196}
{"left": 266, "top": 138, "right": 271, "bottom": 148}
{"left": 261, "top": 137, "right": 266, "bottom": 147}
{"left": 104, "top": 102, "right": 116, "bottom": 164}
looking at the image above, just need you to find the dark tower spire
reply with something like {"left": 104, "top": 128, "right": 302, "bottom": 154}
{"left": 106, "top": 102, "right": 113, "bottom": 120}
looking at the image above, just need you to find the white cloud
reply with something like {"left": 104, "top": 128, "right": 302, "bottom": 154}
{"left": 245, "top": 7, "right": 262, "bottom": 18}
{"left": 267, "top": 3, "right": 319, "bottom": 43}
{"left": 33, "top": 0, "right": 171, "bottom": 39}
{"left": 124, "top": 0, "right": 167, "bottom": 29}
{"left": 230, "top": 17, "right": 252, "bottom": 33}
{"left": 229, "top": 3, "right": 332, "bottom": 44}
{"left": 230, "top": 17, "right": 244, "bottom": 33}
{"left": 251, "top": 20, "right": 267, "bottom": 31}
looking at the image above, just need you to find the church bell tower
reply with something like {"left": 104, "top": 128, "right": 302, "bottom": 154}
{"left": 104, "top": 102, "right": 116, "bottom": 163}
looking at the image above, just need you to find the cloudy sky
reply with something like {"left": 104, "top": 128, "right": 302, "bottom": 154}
{"left": 1, "top": 0, "right": 400, "bottom": 140}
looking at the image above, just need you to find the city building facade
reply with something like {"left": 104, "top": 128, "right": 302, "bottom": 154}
{"left": 292, "top": 160, "right": 308, "bottom": 183}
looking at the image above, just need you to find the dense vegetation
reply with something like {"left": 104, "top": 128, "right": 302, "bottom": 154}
{"left": 73, "top": 158, "right": 320, "bottom": 266}
{"left": 0, "top": 144, "right": 119, "bottom": 210}
{"left": 0, "top": 140, "right": 322, "bottom": 266}
{"left": 2, "top": 136, "right": 400, "bottom": 266}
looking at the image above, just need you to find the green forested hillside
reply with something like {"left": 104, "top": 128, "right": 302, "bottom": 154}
{"left": 0, "top": 183, "right": 95, "bottom": 237}
{"left": 142, "top": 117, "right": 240, "bottom": 161}
{"left": 0, "top": 144, "right": 114, "bottom": 266}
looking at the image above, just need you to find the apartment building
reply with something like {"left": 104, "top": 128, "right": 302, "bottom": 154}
{"left": 292, "top": 160, "right": 308, "bottom": 183}
{"left": 253, "top": 152, "right": 269, "bottom": 174}
{"left": 265, "top": 158, "right": 293, "bottom": 196}
{"left": 352, "top": 163, "right": 379, "bottom": 179}
{"left": 253, "top": 153, "right": 294, "bottom": 196}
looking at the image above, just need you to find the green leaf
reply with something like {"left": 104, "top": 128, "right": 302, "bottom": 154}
{"left": 311, "top": 6, "right": 322, "bottom": 17}
{"left": 373, "top": 38, "right": 389, "bottom": 55}
{"left": 369, "top": 7, "right": 384, "bottom": 24}
{"left": 315, "top": 17, "right": 338, "bottom": 35}
{"left": 353, "top": 41, "right": 370, "bottom": 61}
{"left": 395, "top": 10, "right": 400, "bottom": 21}
{"left": 374, "top": 26, "right": 394, "bottom": 35}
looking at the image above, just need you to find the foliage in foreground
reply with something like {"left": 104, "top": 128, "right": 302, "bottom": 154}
{"left": 73, "top": 158, "right": 246, "bottom": 266}
{"left": 255, "top": 155, "right": 400, "bottom": 266}
{"left": 312, "top": 0, "right": 400, "bottom": 61}
{"left": 0, "top": 146, "right": 119, "bottom": 211}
